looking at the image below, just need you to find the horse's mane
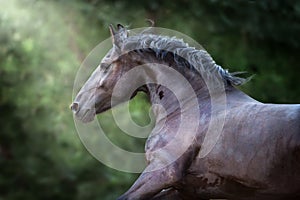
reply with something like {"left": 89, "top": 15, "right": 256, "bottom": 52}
{"left": 123, "top": 33, "right": 248, "bottom": 86}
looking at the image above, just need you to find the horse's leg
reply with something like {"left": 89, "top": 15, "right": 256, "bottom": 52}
{"left": 117, "top": 146, "right": 198, "bottom": 200}
{"left": 150, "top": 188, "right": 211, "bottom": 200}
{"left": 150, "top": 188, "right": 182, "bottom": 200}
{"left": 150, "top": 189, "right": 210, "bottom": 200}
{"left": 117, "top": 163, "right": 182, "bottom": 200}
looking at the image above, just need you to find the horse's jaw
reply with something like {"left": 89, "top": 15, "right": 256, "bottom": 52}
{"left": 74, "top": 103, "right": 114, "bottom": 123}
{"left": 72, "top": 87, "right": 114, "bottom": 123}
{"left": 73, "top": 107, "right": 96, "bottom": 123}
{"left": 74, "top": 101, "right": 114, "bottom": 123}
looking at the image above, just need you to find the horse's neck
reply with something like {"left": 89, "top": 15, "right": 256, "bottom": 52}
{"left": 145, "top": 68, "right": 211, "bottom": 127}
{"left": 145, "top": 77, "right": 257, "bottom": 129}
{"left": 133, "top": 52, "right": 257, "bottom": 128}
{"left": 142, "top": 67, "right": 259, "bottom": 155}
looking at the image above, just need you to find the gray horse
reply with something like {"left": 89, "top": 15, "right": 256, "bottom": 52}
{"left": 70, "top": 24, "right": 300, "bottom": 200}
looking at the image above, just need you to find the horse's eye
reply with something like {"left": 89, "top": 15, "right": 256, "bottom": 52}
{"left": 101, "top": 63, "right": 111, "bottom": 72}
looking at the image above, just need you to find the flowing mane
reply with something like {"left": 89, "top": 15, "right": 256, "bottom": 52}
{"left": 123, "top": 33, "right": 248, "bottom": 86}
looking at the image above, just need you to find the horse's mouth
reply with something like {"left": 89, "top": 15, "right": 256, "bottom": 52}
{"left": 76, "top": 104, "right": 110, "bottom": 123}
{"left": 76, "top": 106, "right": 109, "bottom": 123}
{"left": 76, "top": 109, "right": 96, "bottom": 123}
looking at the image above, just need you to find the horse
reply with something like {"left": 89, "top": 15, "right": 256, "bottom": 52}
{"left": 70, "top": 24, "right": 300, "bottom": 200}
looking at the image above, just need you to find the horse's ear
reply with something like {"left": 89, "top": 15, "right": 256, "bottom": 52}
{"left": 109, "top": 24, "right": 117, "bottom": 45}
{"left": 109, "top": 24, "right": 117, "bottom": 36}
{"left": 109, "top": 24, "right": 128, "bottom": 49}
{"left": 117, "top": 24, "right": 124, "bottom": 30}
{"left": 116, "top": 24, "right": 128, "bottom": 43}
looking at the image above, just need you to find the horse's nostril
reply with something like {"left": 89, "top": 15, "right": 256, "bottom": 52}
{"left": 70, "top": 102, "right": 79, "bottom": 113}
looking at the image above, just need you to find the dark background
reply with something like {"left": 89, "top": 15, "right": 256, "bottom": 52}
{"left": 1, "top": 0, "right": 299, "bottom": 199}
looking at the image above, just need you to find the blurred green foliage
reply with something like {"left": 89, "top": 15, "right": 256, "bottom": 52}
{"left": 0, "top": 0, "right": 299, "bottom": 199}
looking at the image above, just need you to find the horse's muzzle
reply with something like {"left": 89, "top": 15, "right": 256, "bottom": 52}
{"left": 70, "top": 102, "right": 79, "bottom": 113}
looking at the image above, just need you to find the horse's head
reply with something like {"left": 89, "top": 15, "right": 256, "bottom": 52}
{"left": 70, "top": 24, "right": 132, "bottom": 123}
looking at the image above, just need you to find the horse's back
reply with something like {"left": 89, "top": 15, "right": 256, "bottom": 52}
{"left": 262, "top": 104, "right": 300, "bottom": 194}
{"left": 185, "top": 103, "right": 300, "bottom": 199}
{"left": 223, "top": 103, "right": 300, "bottom": 191}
